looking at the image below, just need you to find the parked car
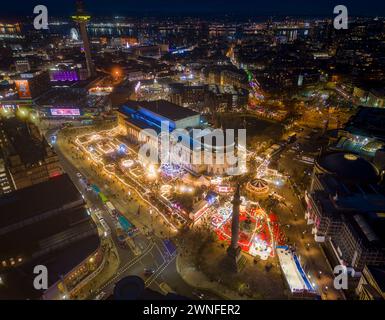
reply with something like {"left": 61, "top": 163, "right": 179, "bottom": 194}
{"left": 144, "top": 268, "right": 155, "bottom": 277}
{"left": 94, "top": 291, "right": 106, "bottom": 300}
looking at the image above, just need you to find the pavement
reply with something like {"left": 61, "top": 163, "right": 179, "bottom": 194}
{"left": 176, "top": 245, "right": 253, "bottom": 300}
{"left": 270, "top": 127, "right": 345, "bottom": 300}
{"left": 72, "top": 238, "right": 120, "bottom": 300}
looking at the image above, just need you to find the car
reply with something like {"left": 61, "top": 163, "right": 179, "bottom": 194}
{"left": 159, "top": 282, "right": 175, "bottom": 295}
{"left": 94, "top": 291, "right": 106, "bottom": 300}
{"left": 144, "top": 268, "right": 155, "bottom": 277}
{"left": 192, "top": 291, "right": 205, "bottom": 299}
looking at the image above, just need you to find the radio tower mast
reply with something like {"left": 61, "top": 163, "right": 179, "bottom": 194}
{"left": 72, "top": 0, "right": 95, "bottom": 78}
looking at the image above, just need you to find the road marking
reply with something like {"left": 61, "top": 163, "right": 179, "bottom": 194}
{"left": 98, "top": 241, "right": 155, "bottom": 291}
{"left": 145, "top": 253, "right": 177, "bottom": 287}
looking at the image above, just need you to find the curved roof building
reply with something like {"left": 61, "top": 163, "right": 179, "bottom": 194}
{"left": 315, "top": 152, "right": 380, "bottom": 184}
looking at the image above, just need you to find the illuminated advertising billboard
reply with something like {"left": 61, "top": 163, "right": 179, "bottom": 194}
{"left": 50, "top": 108, "right": 81, "bottom": 116}
{"left": 15, "top": 80, "right": 31, "bottom": 99}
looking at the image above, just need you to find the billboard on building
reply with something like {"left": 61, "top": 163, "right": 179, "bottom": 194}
{"left": 50, "top": 108, "right": 81, "bottom": 116}
{"left": 15, "top": 80, "right": 31, "bottom": 99}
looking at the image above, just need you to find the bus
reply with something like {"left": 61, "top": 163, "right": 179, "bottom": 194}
{"left": 92, "top": 209, "right": 111, "bottom": 237}
{"left": 99, "top": 192, "right": 108, "bottom": 203}
{"left": 287, "top": 133, "right": 297, "bottom": 144}
{"left": 94, "top": 210, "right": 103, "bottom": 221}
{"left": 81, "top": 119, "right": 93, "bottom": 125}
{"left": 91, "top": 184, "right": 101, "bottom": 194}
{"left": 105, "top": 201, "right": 118, "bottom": 218}
{"left": 117, "top": 215, "right": 138, "bottom": 237}
{"left": 299, "top": 156, "right": 315, "bottom": 165}
{"left": 99, "top": 218, "right": 111, "bottom": 237}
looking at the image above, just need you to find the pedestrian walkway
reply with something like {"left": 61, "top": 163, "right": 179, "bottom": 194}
{"left": 176, "top": 253, "right": 246, "bottom": 300}
{"left": 73, "top": 240, "right": 120, "bottom": 300}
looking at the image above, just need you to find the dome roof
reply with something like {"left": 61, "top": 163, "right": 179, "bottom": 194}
{"left": 317, "top": 152, "right": 379, "bottom": 184}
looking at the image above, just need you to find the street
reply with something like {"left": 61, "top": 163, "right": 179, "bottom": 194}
{"left": 47, "top": 126, "right": 220, "bottom": 300}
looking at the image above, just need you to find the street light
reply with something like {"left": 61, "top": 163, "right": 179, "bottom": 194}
{"left": 17, "top": 108, "right": 28, "bottom": 119}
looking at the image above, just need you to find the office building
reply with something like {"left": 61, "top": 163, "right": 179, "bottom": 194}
{"left": 0, "top": 174, "right": 103, "bottom": 300}
{"left": 0, "top": 118, "right": 63, "bottom": 190}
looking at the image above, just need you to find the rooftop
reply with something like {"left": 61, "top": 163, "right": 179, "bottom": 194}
{"left": 0, "top": 174, "right": 83, "bottom": 227}
{"left": 366, "top": 265, "right": 385, "bottom": 293}
{"left": 311, "top": 173, "right": 385, "bottom": 247}
{"left": 0, "top": 174, "right": 100, "bottom": 299}
{"left": 370, "top": 88, "right": 385, "bottom": 99}
{"left": 317, "top": 151, "right": 379, "bottom": 185}
{"left": 0, "top": 232, "right": 100, "bottom": 299}
{"left": 121, "top": 99, "right": 199, "bottom": 122}
{"left": 344, "top": 106, "right": 385, "bottom": 141}
{"left": 0, "top": 118, "right": 49, "bottom": 166}
{"left": 346, "top": 211, "right": 385, "bottom": 247}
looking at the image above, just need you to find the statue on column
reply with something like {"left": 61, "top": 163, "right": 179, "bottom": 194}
{"left": 226, "top": 183, "right": 242, "bottom": 272}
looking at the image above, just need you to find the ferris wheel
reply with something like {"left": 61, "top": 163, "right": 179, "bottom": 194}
{"left": 70, "top": 28, "right": 79, "bottom": 41}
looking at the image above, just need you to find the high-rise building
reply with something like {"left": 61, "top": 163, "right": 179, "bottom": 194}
{"left": 305, "top": 151, "right": 385, "bottom": 274}
{"left": 14, "top": 71, "right": 50, "bottom": 100}
{"left": 356, "top": 265, "right": 385, "bottom": 300}
{"left": 0, "top": 118, "right": 63, "bottom": 190}
{"left": 15, "top": 59, "right": 30, "bottom": 73}
{"left": 0, "top": 174, "right": 103, "bottom": 300}
{"left": 0, "top": 156, "right": 12, "bottom": 195}
{"left": 71, "top": 0, "right": 95, "bottom": 78}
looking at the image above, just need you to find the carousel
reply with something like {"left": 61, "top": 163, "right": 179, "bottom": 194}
{"left": 245, "top": 178, "right": 269, "bottom": 200}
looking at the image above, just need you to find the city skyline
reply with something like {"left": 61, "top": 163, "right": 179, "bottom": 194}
{"left": 1, "top": 0, "right": 385, "bottom": 18}
{"left": 1, "top": 0, "right": 385, "bottom": 307}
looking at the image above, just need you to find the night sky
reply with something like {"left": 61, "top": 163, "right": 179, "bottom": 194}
{"left": 2, "top": 0, "right": 385, "bottom": 17}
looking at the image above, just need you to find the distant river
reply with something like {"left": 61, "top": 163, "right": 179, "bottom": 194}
{"left": 47, "top": 23, "right": 136, "bottom": 37}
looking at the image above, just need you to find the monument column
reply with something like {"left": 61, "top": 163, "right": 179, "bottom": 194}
{"left": 226, "top": 183, "right": 242, "bottom": 272}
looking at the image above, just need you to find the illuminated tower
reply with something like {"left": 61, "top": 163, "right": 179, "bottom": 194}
{"left": 72, "top": 0, "right": 95, "bottom": 78}
{"left": 226, "top": 183, "right": 242, "bottom": 272}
